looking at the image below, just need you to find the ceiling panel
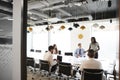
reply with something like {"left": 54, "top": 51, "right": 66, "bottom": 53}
{"left": 27, "top": 0, "right": 118, "bottom": 25}
{"left": 0, "top": 0, "right": 12, "bottom": 38}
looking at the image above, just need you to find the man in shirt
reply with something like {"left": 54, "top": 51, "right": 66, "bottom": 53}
{"left": 80, "top": 49, "right": 107, "bottom": 80}
{"left": 43, "top": 45, "right": 57, "bottom": 72}
{"left": 74, "top": 43, "right": 85, "bottom": 58}
{"left": 80, "top": 49, "right": 102, "bottom": 71}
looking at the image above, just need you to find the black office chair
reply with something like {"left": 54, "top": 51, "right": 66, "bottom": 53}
{"left": 39, "top": 59, "right": 50, "bottom": 77}
{"left": 30, "top": 49, "right": 34, "bottom": 52}
{"left": 81, "top": 69, "right": 104, "bottom": 80}
{"left": 58, "top": 62, "right": 73, "bottom": 80}
{"left": 39, "top": 60, "right": 58, "bottom": 80}
{"left": 26, "top": 57, "right": 35, "bottom": 80}
{"left": 26, "top": 57, "right": 35, "bottom": 72}
{"left": 107, "top": 64, "right": 117, "bottom": 80}
{"left": 34, "top": 63, "right": 40, "bottom": 73}
{"left": 35, "top": 50, "right": 41, "bottom": 53}
{"left": 57, "top": 55, "right": 62, "bottom": 62}
{"left": 65, "top": 52, "right": 73, "bottom": 56}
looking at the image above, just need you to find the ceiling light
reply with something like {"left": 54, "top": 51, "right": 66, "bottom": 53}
{"left": 78, "top": 34, "right": 84, "bottom": 39}
{"left": 92, "top": 23, "right": 99, "bottom": 28}
{"left": 27, "top": 27, "right": 33, "bottom": 32}
{"left": 59, "top": 25, "right": 65, "bottom": 30}
{"left": 49, "top": 25, "right": 54, "bottom": 29}
{"left": 46, "top": 26, "right": 50, "bottom": 31}
{"left": 99, "top": 25, "right": 105, "bottom": 29}
{"left": 73, "top": 23, "right": 79, "bottom": 28}
{"left": 68, "top": 27, "right": 73, "bottom": 31}
{"left": 80, "top": 25, "right": 86, "bottom": 30}
{"left": 30, "top": 49, "right": 34, "bottom": 52}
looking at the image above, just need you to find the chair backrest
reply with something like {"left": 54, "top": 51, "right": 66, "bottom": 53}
{"left": 26, "top": 57, "right": 35, "bottom": 67}
{"left": 36, "top": 50, "right": 41, "bottom": 53}
{"left": 81, "top": 69, "right": 104, "bottom": 80}
{"left": 58, "top": 50, "right": 61, "bottom": 55}
{"left": 30, "top": 49, "right": 34, "bottom": 52}
{"left": 57, "top": 55, "right": 62, "bottom": 62}
{"left": 39, "top": 60, "right": 50, "bottom": 72}
{"left": 65, "top": 52, "right": 73, "bottom": 56}
{"left": 113, "top": 64, "right": 117, "bottom": 80}
{"left": 58, "top": 62, "right": 72, "bottom": 76}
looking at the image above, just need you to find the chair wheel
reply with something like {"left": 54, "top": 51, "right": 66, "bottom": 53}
{"left": 41, "top": 75, "right": 44, "bottom": 77}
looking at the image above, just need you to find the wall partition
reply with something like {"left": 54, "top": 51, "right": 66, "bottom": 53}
{"left": 13, "top": 0, "right": 27, "bottom": 80}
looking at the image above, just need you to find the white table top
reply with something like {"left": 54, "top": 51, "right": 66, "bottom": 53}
{"left": 27, "top": 52, "right": 114, "bottom": 71}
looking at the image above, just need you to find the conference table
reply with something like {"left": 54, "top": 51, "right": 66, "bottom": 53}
{"left": 54, "top": 55, "right": 112, "bottom": 72}
{"left": 27, "top": 52, "right": 114, "bottom": 72}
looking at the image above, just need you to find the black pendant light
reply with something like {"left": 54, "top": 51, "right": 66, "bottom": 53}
{"left": 73, "top": 23, "right": 79, "bottom": 28}
{"left": 68, "top": 27, "right": 73, "bottom": 31}
{"left": 46, "top": 26, "right": 50, "bottom": 31}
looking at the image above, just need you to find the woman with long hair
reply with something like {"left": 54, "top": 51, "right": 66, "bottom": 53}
{"left": 88, "top": 37, "right": 100, "bottom": 59}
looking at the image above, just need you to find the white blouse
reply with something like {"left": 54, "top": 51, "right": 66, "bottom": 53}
{"left": 89, "top": 42, "right": 99, "bottom": 51}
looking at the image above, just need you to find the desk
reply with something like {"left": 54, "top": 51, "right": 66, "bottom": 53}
{"left": 27, "top": 53, "right": 114, "bottom": 72}
{"left": 62, "top": 56, "right": 86, "bottom": 67}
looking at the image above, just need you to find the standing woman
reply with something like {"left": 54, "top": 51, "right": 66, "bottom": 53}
{"left": 88, "top": 37, "right": 100, "bottom": 59}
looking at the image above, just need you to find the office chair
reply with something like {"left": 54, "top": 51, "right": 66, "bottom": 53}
{"left": 35, "top": 50, "right": 41, "bottom": 53}
{"left": 34, "top": 63, "right": 40, "bottom": 73}
{"left": 39, "top": 59, "right": 50, "bottom": 77}
{"left": 57, "top": 55, "right": 62, "bottom": 62}
{"left": 30, "top": 49, "right": 34, "bottom": 52}
{"left": 65, "top": 52, "right": 73, "bottom": 56}
{"left": 39, "top": 60, "right": 58, "bottom": 80}
{"left": 26, "top": 57, "right": 35, "bottom": 80}
{"left": 58, "top": 62, "right": 73, "bottom": 80}
{"left": 81, "top": 69, "right": 104, "bottom": 80}
{"left": 107, "top": 64, "right": 117, "bottom": 80}
{"left": 27, "top": 57, "right": 35, "bottom": 72}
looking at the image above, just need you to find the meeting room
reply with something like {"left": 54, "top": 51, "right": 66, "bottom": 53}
{"left": 26, "top": 0, "right": 119, "bottom": 80}
{"left": 0, "top": 0, "right": 119, "bottom": 80}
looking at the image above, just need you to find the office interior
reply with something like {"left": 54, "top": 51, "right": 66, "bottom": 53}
{"left": 0, "top": 0, "right": 119, "bottom": 80}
